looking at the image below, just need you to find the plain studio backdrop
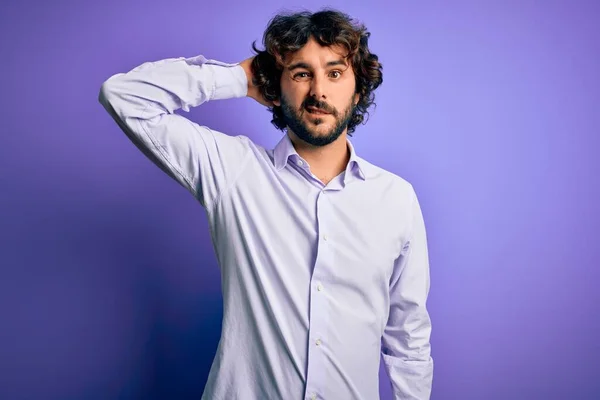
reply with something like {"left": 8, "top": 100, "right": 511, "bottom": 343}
{"left": 1, "top": 1, "right": 598, "bottom": 399}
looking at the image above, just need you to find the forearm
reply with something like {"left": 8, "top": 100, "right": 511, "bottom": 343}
{"left": 383, "top": 343, "right": 433, "bottom": 400}
{"left": 98, "top": 55, "right": 248, "bottom": 123}
{"left": 382, "top": 299, "right": 433, "bottom": 399}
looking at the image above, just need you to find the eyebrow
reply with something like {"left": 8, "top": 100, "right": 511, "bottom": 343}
{"left": 287, "top": 59, "right": 347, "bottom": 71}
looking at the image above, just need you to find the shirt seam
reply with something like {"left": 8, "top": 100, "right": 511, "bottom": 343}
{"left": 137, "top": 103, "right": 199, "bottom": 199}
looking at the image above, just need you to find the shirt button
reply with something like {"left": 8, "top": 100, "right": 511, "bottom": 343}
{"left": 315, "top": 339, "right": 322, "bottom": 346}
{"left": 310, "top": 394, "right": 317, "bottom": 400}
{"left": 317, "top": 283, "right": 323, "bottom": 291}
{"left": 297, "top": 159, "right": 304, "bottom": 166}
{"left": 323, "top": 234, "right": 328, "bottom": 241}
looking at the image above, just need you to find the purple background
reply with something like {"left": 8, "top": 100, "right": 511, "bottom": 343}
{"left": 1, "top": 1, "right": 599, "bottom": 399}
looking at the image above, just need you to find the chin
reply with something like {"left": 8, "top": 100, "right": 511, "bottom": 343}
{"left": 309, "top": 125, "right": 333, "bottom": 136}
{"left": 306, "top": 115, "right": 333, "bottom": 126}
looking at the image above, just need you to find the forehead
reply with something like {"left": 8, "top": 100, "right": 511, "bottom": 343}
{"left": 284, "top": 37, "right": 349, "bottom": 68}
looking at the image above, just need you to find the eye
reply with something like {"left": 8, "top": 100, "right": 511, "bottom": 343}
{"left": 329, "top": 70, "right": 342, "bottom": 78}
{"left": 293, "top": 72, "right": 311, "bottom": 80}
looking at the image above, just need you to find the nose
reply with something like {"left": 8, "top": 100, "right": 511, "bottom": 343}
{"left": 309, "top": 74, "right": 327, "bottom": 100}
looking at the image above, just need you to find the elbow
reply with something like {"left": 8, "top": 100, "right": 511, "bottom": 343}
{"left": 98, "top": 78, "right": 116, "bottom": 107}
{"left": 98, "top": 76, "right": 130, "bottom": 124}
{"left": 98, "top": 72, "right": 126, "bottom": 106}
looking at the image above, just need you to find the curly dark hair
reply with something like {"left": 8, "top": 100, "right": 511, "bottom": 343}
{"left": 250, "top": 8, "right": 383, "bottom": 136}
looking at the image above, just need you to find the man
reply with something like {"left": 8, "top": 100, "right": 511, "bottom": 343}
{"left": 99, "top": 7, "right": 433, "bottom": 400}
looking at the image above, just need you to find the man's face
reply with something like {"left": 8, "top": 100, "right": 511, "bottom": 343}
{"left": 274, "top": 37, "right": 359, "bottom": 147}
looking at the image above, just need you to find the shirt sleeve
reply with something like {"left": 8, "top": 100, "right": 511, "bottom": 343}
{"left": 381, "top": 186, "right": 434, "bottom": 399}
{"left": 98, "top": 54, "right": 250, "bottom": 210}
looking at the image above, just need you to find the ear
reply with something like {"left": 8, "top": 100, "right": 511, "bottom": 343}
{"left": 273, "top": 97, "right": 281, "bottom": 107}
{"left": 353, "top": 93, "right": 360, "bottom": 106}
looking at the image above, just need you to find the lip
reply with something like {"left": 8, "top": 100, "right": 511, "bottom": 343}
{"left": 305, "top": 106, "right": 330, "bottom": 115}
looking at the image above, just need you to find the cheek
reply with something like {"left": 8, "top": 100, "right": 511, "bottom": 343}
{"left": 332, "top": 83, "right": 356, "bottom": 106}
{"left": 282, "top": 91, "right": 306, "bottom": 110}
{"left": 283, "top": 78, "right": 311, "bottom": 98}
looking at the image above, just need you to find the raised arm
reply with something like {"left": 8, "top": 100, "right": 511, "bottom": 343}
{"left": 98, "top": 54, "right": 263, "bottom": 210}
{"left": 381, "top": 187, "right": 434, "bottom": 399}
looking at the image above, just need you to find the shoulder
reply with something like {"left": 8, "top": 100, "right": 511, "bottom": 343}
{"left": 354, "top": 156, "right": 423, "bottom": 245}
{"left": 357, "top": 156, "right": 415, "bottom": 198}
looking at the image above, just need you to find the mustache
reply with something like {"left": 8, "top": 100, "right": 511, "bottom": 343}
{"left": 303, "top": 98, "right": 335, "bottom": 115}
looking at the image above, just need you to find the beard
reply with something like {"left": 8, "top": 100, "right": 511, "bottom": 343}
{"left": 279, "top": 94, "right": 355, "bottom": 147}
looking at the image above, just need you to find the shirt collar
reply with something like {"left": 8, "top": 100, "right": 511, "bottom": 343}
{"left": 273, "top": 132, "right": 367, "bottom": 182}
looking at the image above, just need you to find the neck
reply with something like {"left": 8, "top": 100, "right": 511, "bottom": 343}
{"left": 287, "top": 130, "right": 350, "bottom": 183}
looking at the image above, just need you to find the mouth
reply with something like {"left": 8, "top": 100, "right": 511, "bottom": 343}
{"left": 305, "top": 106, "right": 330, "bottom": 115}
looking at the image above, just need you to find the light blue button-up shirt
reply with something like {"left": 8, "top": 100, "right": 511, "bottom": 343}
{"left": 99, "top": 54, "right": 433, "bottom": 400}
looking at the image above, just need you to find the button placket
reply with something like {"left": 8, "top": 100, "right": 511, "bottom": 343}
{"left": 304, "top": 188, "right": 333, "bottom": 400}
